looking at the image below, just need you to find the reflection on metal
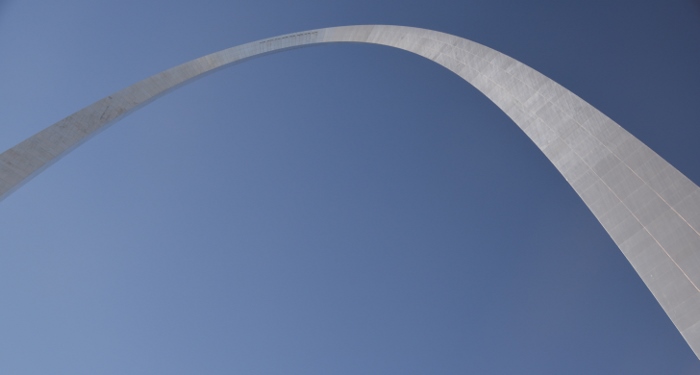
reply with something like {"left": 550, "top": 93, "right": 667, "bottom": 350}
{"left": 2, "top": 25, "right": 700, "bottom": 357}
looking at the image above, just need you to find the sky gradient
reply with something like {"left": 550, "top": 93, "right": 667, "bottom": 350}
{"left": 2, "top": 1, "right": 700, "bottom": 374}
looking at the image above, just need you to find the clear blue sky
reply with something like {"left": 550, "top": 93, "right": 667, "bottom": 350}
{"left": 1, "top": 0, "right": 700, "bottom": 373}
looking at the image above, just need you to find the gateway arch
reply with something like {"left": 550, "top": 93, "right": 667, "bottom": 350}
{"left": 2, "top": 25, "right": 700, "bottom": 358}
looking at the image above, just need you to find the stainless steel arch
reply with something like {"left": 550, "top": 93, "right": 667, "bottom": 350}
{"left": 2, "top": 25, "right": 700, "bottom": 357}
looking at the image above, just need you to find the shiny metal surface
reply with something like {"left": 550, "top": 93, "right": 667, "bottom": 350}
{"left": 2, "top": 25, "right": 700, "bottom": 357}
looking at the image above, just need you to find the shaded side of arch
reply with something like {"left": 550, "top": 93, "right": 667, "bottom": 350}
{"left": 2, "top": 25, "right": 700, "bottom": 357}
